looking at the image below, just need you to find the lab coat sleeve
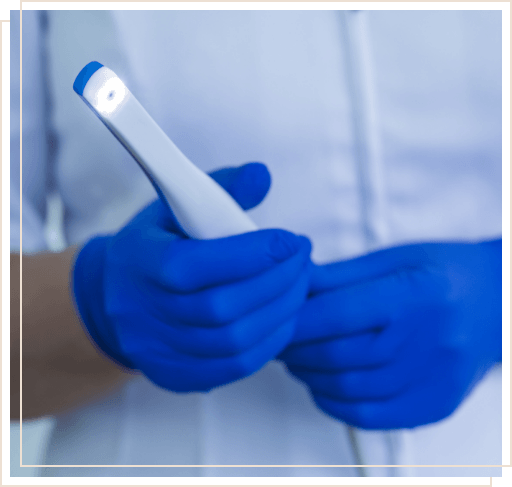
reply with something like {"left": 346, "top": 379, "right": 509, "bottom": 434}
{"left": 10, "top": 10, "right": 51, "bottom": 253}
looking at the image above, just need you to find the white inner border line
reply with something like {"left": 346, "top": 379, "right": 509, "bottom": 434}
{"left": 18, "top": 2, "right": 23, "bottom": 470}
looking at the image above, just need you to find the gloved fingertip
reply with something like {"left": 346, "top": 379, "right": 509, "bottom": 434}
{"left": 230, "top": 162, "right": 271, "bottom": 210}
{"left": 267, "top": 230, "right": 308, "bottom": 263}
{"left": 298, "top": 235, "right": 313, "bottom": 256}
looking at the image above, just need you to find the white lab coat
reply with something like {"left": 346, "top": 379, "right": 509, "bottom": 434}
{"left": 11, "top": 9, "right": 502, "bottom": 477}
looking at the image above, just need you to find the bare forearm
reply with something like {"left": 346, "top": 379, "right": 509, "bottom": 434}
{"left": 10, "top": 247, "right": 136, "bottom": 420}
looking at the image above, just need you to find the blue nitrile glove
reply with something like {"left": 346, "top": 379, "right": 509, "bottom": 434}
{"left": 72, "top": 162, "right": 312, "bottom": 392}
{"left": 279, "top": 239, "right": 502, "bottom": 429}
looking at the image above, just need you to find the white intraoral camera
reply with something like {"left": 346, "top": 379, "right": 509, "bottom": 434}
{"left": 74, "top": 61, "right": 258, "bottom": 240}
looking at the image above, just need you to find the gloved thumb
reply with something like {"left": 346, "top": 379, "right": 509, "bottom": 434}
{"left": 209, "top": 162, "right": 271, "bottom": 210}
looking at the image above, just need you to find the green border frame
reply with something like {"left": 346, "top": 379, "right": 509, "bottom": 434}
{"left": 0, "top": 0, "right": 512, "bottom": 487}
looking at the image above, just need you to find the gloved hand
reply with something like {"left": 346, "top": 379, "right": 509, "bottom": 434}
{"left": 72, "top": 162, "right": 312, "bottom": 392}
{"left": 279, "top": 240, "right": 502, "bottom": 429}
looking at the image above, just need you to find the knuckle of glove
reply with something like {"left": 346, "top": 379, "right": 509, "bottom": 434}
{"left": 265, "top": 230, "right": 310, "bottom": 264}
{"left": 324, "top": 343, "right": 346, "bottom": 368}
{"left": 370, "top": 335, "right": 399, "bottom": 366}
{"left": 221, "top": 323, "right": 253, "bottom": 356}
{"left": 162, "top": 243, "right": 199, "bottom": 293}
{"left": 201, "top": 289, "right": 235, "bottom": 326}
{"left": 103, "top": 279, "right": 135, "bottom": 324}
{"left": 333, "top": 372, "right": 361, "bottom": 399}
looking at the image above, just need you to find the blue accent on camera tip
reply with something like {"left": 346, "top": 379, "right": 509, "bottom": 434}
{"left": 73, "top": 61, "right": 104, "bottom": 96}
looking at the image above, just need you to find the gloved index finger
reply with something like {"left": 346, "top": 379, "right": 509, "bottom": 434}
{"left": 159, "top": 228, "right": 311, "bottom": 293}
{"left": 291, "top": 270, "right": 422, "bottom": 344}
{"left": 209, "top": 162, "right": 271, "bottom": 211}
{"left": 132, "top": 163, "right": 271, "bottom": 239}
{"left": 310, "top": 244, "right": 431, "bottom": 295}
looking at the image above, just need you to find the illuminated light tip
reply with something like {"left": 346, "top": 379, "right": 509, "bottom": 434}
{"left": 95, "top": 77, "right": 128, "bottom": 116}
